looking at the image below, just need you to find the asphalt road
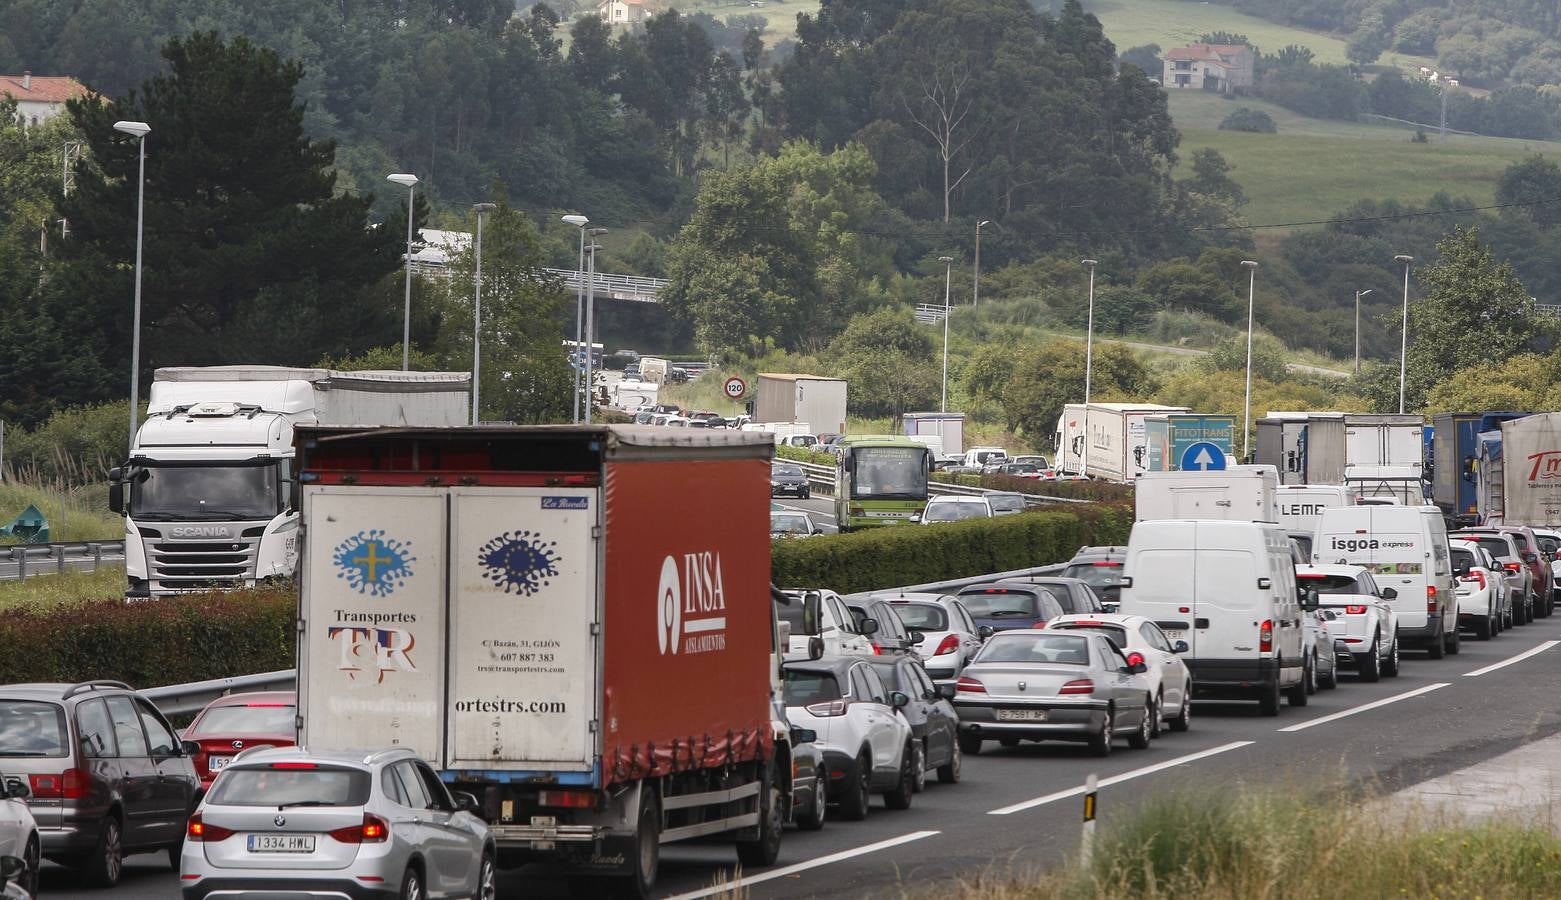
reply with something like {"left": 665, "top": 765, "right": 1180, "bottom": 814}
{"left": 44, "top": 621, "right": 1561, "bottom": 899}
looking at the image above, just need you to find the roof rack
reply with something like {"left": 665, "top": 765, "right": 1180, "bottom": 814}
{"left": 63, "top": 680, "right": 131, "bottom": 700}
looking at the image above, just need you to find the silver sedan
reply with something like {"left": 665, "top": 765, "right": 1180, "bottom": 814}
{"left": 952, "top": 630, "right": 1153, "bottom": 757}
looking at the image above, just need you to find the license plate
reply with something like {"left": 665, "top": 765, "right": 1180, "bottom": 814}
{"left": 208, "top": 756, "right": 232, "bottom": 772}
{"left": 1163, "top": 630, "right": 1186, "bottom": 642}
{"left": 247, "top": 834, "right": 315, "bottom": 853}
{"left": 996, "top": 708, "right": 1048, "bottom": 722}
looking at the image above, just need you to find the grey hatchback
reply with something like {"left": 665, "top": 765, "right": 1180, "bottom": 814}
{"left": 181, "top": 746, "right": 496, "bottom": 900}
{"left": 0, "top": 680, "right": 199, "bottom": 887}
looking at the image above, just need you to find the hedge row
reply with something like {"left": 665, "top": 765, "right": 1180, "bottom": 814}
{"left": 772, "top": 504, "right": 1132, "bottom": 594}
{"left": 931, "top": 471, "right": 1136, "bottom": 503}
{"left": 0, "top": 588, "right": 294, "bottom": 687}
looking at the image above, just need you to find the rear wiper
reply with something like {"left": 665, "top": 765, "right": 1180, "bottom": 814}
{"left": 0, "top": 751, "right": 56, "bottom": 757}
{"left": 985, "top": 610, "right": 1033, "bottom": 617}
{"left": 276, "top": 800, "right": 333, "bottom": 810}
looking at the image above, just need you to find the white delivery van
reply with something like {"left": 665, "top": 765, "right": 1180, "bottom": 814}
{"left": 1312, "top": 505, "right": 1458, "bottom": 658}
{"left": 1275, "top": 484, "right": 1352, "bottom": 534}
{"left": 1134, "top": 466, "right": 1279, "bottom": 522}
{"left": 1118, "top": 520, "right": 1309, "bottom": 715}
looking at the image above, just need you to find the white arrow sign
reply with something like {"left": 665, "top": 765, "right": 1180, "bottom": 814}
{"left": 1191, "top": 447, "right": 1216, "bottom": 470}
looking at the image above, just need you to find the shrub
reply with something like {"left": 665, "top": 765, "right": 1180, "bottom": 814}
{"left": 980, "top": 474, "right": 1137, "bottom": 503}
{"left": 1218, "top": 107, "right": 1278, "bottom": 133}
{"left": 2, "top": 401, "right": 130, "bottom": 486}
{"left": 776, "top": 444, "right": 836, "bottom": 466}
{"left": 772, "top": 505, "right": 1131, "bottom": 593}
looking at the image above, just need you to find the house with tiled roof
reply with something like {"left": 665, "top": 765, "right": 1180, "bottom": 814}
{"left": 598, "top": 0, "right": 652, "bottom": 28}
{"left": 1162, "top": 44, "right": 1254, "bottom": 93}
{"left": 1, "top": 72, "right": 90, "bottom": 127}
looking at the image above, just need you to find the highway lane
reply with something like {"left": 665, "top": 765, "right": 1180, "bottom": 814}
{"left": 47, "top": 624, "right": 1561, "bottom": 899}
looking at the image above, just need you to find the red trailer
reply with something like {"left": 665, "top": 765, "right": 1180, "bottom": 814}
{"left": 295, "top": 425, "right": 792, "bottom": 896}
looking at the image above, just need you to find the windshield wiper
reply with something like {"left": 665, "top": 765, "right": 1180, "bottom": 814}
{"left": 0, "top": 751, "right": 58, "bottom": 757}
{"left": 183, "top": 511, "right": 254, "bottom": 521}
{"left": 276, "top": 800, "right": 334, "bottom": 810}
{"left": 129, "top": 512, "right": 181, "bottom": 521}
{"left": 985, "top": 610, "right": 1035, "bottom": 617}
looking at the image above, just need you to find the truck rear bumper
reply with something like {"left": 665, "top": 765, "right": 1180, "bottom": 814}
{"left": 1188, "top": 657, "right": 1289, "bottom": 699}
{"left": 490, "top": 822, "right": 606, "bottom": 847}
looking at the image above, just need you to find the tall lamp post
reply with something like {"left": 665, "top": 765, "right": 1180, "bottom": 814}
{"left": 114, "top": 120, "right": 150, "bottom": 455}
{"left": 939, "top": 256, "right": 954, "bottom": 412}
{"left": 562, "top": 214, "right": 589, "bottom": 422}
{"left": 973, "top": 220, "right": 990, "bottom": 307}
{"left": 583, "top": 228, "right": 607, "bottom": 424}
{"left": 1395, "top": 254, "right": 1414, "bottom": 414}
{"left": 1240, "top": 260, "right": 1259, "bottom": 462}
{"left": 471, "top": 202, "right": 496, "bottom": 423}
{"left": 1354, "top": 288, "right": 1373, "bottom": 374}
{"left": 1081, "top": 259, "right": 1098, "bottom": 479}
{"left": 387, "top": 173, "right": 419, "bottom": 371}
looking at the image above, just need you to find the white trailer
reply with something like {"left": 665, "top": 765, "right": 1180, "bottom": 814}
{"left": 754, "top": 374, "right": 847, "bottom": 435}
{"left": 1053, "top": 404, "right": 1086, "bottom": 475}
{"left": 1343, "top": 414, "right": 1425, "bottom": 477}
{"left": 1081, "top": 403, "right": 1191, "bottom": 482}
{"left": 902, "top": 412, "right": 965, "bottom": 456}
{"left": 1499, "top": 413, "right": 1561, "bottom": 526}
{"left": 1135, "top": 466, "right": 1279, "bottom": 522}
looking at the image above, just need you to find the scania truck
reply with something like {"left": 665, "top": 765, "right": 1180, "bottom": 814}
{"left": 109, "top": 366, "right": 470, "bottom": 598}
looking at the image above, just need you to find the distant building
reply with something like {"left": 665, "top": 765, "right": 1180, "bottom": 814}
{"left": 1, "top": 72, "right": 90, "bottom": 127}
{"left": 597, "top": 0, "right": 651, "bottom": 28}
{"left": 1162, "top": 44, "right": 1255, "bottom": 94}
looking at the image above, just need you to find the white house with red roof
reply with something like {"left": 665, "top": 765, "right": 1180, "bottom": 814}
{"left": 1, "top": 72, "right": 90, "bottom": 127}
{"left": 1162, "top": 44, "right": 1254, "bottom": 93}
{"left": 598, "top": 0, "right": 651, "bottom": 27}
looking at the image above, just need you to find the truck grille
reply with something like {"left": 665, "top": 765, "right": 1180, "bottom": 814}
{"left": 143, "top": 529, "right": 263, "bottom": 590}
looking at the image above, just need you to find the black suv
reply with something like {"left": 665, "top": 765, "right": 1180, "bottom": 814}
{"left": 0, "top": 680, "right": 200, "bottom": 887}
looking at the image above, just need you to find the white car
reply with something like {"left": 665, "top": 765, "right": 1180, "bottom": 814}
{"left": 770, "top": 511, "right": 820, "bottom": 538}
{"left": 0, "top": 780, "right": 37, "bottom": 898}
{"left": 1450, "top": 541, "right": 1507, "bottom": 639}
{"left": 920, "top": 496, "right": 993, "bottom": 524}
{"left": 782, "top": 658, "right": 917, "bottom": 821}
{"left": 984, "top": 492, "right": 1027, "bottom": 516}
{"left": 778, "top": 589, "right": 876, "bottom": 660}
{"left": 1046, "top": 614, "right": 1193, "bottom": 735}
{"left": 869, "top": 593, "right": 990, "bottom": 681}
{"left": 1297, "top": 564, "right": 1400, "bottom": 682}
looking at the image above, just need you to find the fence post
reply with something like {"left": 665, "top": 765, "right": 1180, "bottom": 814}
{"left": 1080, "top": 772, "right": 1098, "bottom": 869}
{"left": 91, "top": 542, "right": 102, "bottom": 569}
{"left": 12, "top": 546, "right": 25, "bottom": 581}
{"left": 57, "top": 545, "right": 66, "bottom": 575}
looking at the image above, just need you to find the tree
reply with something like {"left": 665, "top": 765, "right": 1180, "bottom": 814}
{"left": 1002, "top": 340, "right": 1151, "bottom": 441}
{"left": 1118, "top": 44, "right": 1161, "bottom": 77}
{"left": 1201, "top": 335, "right": 1287, "bottom": 382}
{"left": 1496, "top": 155, "right": 1561, "bottom": 228}
{"left": 1218, "top": 107, "right": 1278, "bottom": 133}
{"left": 1183, "top": 148, "right": 1247, "bottom": 208}
{"left": 827, "top": 308, "right": 940, "bottom": 417}
{"left": 1425, "top": 352, "right": 1556, "bottom": 414}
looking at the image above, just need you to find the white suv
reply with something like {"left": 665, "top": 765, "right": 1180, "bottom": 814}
{"left": 782, "top": 658, "right": 916, "bottom": 821}
{"left": 778, "top": 589, "right": 876, "bottom": 660}
{"left": 0, "top": 779, "right": 37, "bottom": 898}
{"left": 1297, "top": 564, "right": 1400, "bottom": 682}
{"left": 867, "top": 593, "right": 990, "bottom": 682}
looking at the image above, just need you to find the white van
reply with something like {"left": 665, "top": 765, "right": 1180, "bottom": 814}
{"left": 1275, "top": 484, "right": 1351, "bottom": 534}
{"left": 1312, "top": 505, "right": 1457, "bottom": 658}
{"left": 1118, "top": 520, "right": 1310, "bottom": 715}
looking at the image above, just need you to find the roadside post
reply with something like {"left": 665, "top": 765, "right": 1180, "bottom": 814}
{"left": 1081, "top": 772, "right": 1098, "bottom": 867}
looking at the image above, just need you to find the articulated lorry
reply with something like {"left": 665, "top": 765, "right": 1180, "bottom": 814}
{"left": 1483, "top": 413, "right": 1561, "bottom": 527}
{"left": 295, "top": 425, "right": 799, "bottom": 895}
{"left": 1073, "top": 402, "right": 1190, "bottom": 482}
{"left": 753, "top": 374, "right": 848, "bottom": 436}
{"left": 1431, "top": 412, "right": 1531, "bottom": 526}
{"left": 110, "top": 366, "right": 470, "bottom": 599}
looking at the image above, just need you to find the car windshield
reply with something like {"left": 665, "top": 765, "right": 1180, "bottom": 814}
{"left": 1061, "top": 563, "right": 1122, "bottom": 589}
{"left": 1298, "top": 574, "right": 1364, "bottom": 593}
{"left": 890, "top": 603, "right": 948, "bottom": 631}
{"left": 772, "top": 465, "right": 803, "bottom": 478}
{"left": 851, "top": 446, "right": 928, "bottom": 500}
{"left": 1051, "top": 623, "right": 1128, "bottom": 649}
{"left": 783, "top": 670, "right": 842, "bottom": 705}
{"left": 959, "top": 590, "right": 1038, "bottom": 617}
{"left": 925, "top": 501, "right": 987, "bottom": 521}
{"left": 979, "top": 634, "right": 1091, "bottom": 664}
{"left": 209, "top": 765, "right": 371, "bottom": 807}
{"left": 0, "top": 701, "right": 67, "bottom": 757}
{"left": 130, "top": 463, "right": 281, "bottom": 521}
{"left": 191, "top": 704, "right": 297, "bottom": 736}
{"left": 987, "top": 494, "right": 1025, "bottom": 512}
{"left": 771, "top": 514, "right": 812, "bottom": 534}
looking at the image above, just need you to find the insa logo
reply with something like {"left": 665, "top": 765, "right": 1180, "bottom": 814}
{"left": 1527, "top": 451, "right": 1561, "bottom": 482}
{"left": 169, "top": 526, "right": 234, "bottom": 538}
{"left": 656, "top": 552, "right": 728, "bottom": 655}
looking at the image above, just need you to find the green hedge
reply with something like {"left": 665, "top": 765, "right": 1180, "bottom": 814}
{"left": 931, "top": 471, "right": 1136, "bottom": 503}
{"left": 0, "top": 588, "right": 294, "bottom": 687}
{"left": 772, "top": 505, "right": 1132, "bottom": 594}
{"left": 775, "top": 444, "right": 836, "bottom": 466}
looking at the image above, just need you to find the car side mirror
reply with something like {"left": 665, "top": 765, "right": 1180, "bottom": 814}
{"left": 2, "top": 777, "right": 28, "bottom": 801}
{"left": 977, "top": 625, "right": 994, "bottom": 639}
{"left": 0, "top": 855, "right": 23, "bottom": 886}
{"left": 859, "top": 618, "right": 880, "bottom": 636}
{"left": 889, "top": 691, "right": 909, "bottom": 709}
{"left": 936, "top": 682, "right": 957, "bottom": 700}
{"left": 1524, "top": 552, "right": 1539, "bottom": 564}
{"left": 1173, "top": 640, "right": 1189, "bottom": 654}
{"left": 1381, "top": 588, "right": 1398, "bottom": 600}
{"left": 180, "top": 740, "right": 201, "bottom": 758}
{"left": 909, "top": 631, "right": 925, "bottom": 645}
{"left": 1301, "top": 589, "right": 1320, "bottom": 612}
{"left": 807, "top": 636, "right": 825, "bottom": 661}
{"left": 454, "top": 791, "right": 481, "bottom": 813}
{"left": 108, "top": 467, "right": 124, "bottom": 515}
{"left": 791, "top": 727, "right": 817, "bottom": 744}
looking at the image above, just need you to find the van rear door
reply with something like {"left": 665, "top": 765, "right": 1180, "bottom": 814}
{"left": 1193, "top": 525, "right": 1262, "bottom": 662}
{"left": 1318, "top": 510, "right": 1428, "bottom": 630}
{"left": 1123, "top": 535, "right": 1198, "bottom": 654}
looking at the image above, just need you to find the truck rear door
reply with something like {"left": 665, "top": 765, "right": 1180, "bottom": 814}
{"left": 446, "top": 487, "right": 598, "bottom": 774}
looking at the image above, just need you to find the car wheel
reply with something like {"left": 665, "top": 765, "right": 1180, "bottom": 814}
{"left": 1088, "top": 707, "right": 1114, "bottom": 757}
{"left": 911, "top": 741, "right": 927, "bottom": 793}
{"left": 1305, "top": 651, "right": 1319, "bottom": 695}
{"left": 1168, "top": 691, "right": 1192, "bottom": 733}
{"left": 476, "top": 851, "right": 498, "bottom": 900}
{"left": 937, "top": 738, "right": 963, "bottom": 783}
{"left": 1258, "top": 674, "right": 1282, "bottom": 716}
{"left": 400, "top": 865, "right": 425, "bottom": 900}
{"left": 1150, "top": 691, "right": 1164, "bottom": 737}
{"left": 23, "top": 837, "right": 38, "bottom": 899}
{"left": 1286, "top": 658, "right": 1309, "bottom": 708}
{"left": 883, "top": 743, "right": 915, "bottom": 810}
{"left": 1475, "top": 612, "right": 1492, "bottom": 640}
{"left": 1320, "top": 654, "right": 1339, "bottom": 690}
{"left": 1127, "top": 698, "right": 1153, "bottom": 750}
{"left": 837, "top": 751, "right": 871, "bottom": 821}
{"left": 736, "top": 762, "right": 783, "bottom": 867}
{"left": 84, "top": 815, "right": 123, "bottom": 888}
{"left": 799, "top": 776, "right": 827, "bottom": 831}
{"left": 957, "top": 732, "right": 983, "bottom": 756}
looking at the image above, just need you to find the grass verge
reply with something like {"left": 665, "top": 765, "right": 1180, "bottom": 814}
{"left": 0, "top": 567, "right": 127, "bottom": 611}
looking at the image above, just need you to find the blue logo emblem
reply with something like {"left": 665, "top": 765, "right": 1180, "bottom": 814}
{"left": 479, "top": 531, "right": 561, "bottom": 597}
{"left": 333, "top": 530, "right": 415, "bottom": 597}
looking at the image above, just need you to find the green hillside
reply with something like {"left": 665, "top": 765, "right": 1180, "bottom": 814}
{"left": 1168, "top": 93, "right": 1561, "bottom": 226}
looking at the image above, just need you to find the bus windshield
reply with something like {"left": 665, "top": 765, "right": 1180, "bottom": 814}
{"left": 849, "top": 447, "right": 929, "bottom": 501}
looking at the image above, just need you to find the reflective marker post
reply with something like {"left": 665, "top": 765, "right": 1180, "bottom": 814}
{"left": 1080, "top": 772, "right": 1098, "bottom": 868}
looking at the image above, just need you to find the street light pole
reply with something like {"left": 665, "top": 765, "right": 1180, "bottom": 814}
{"left": 1354, "top": 288, "right": 1373, "bottom": 374}
{"left": 114, "top": 120, "right": 150, "bottom": 456}
{"left": 471, "top": 202, "right": 496, "bottom": 424}
{"left": 1081, "top": 259, "right": 1098, "bottom": 479}
{"left": 584, "top": 228, "right": 608, "bottom": 424}
{"left": 561, "top": 215, "right": 589, "bottom": 423}
{"left": 939, "top": 256, "right": 954, "bottom": 412}
{"left": 1395, "top": 254, "right": 1414, "bottom": 414}
{"left": 1241, "top": 260, "right": 1259, "bottom": 462}
{"left": 973, "top": 220, "right": 989, "bottom": 307}
{"left": 387, "top": 173, "right": 420, "bottom": 370}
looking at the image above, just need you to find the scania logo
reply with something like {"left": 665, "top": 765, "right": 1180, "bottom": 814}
{"left": 169, "top": 526, "right": 234, "bottom": 539}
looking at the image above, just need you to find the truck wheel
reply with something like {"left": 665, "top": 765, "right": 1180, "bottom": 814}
{"left": 614, "top": 791, "right": 660, "bottom": 899}
{"left": 1257, "top": 674, "right": 1282, "bottom": 717}
{"left": 1286, "top": 659, "right": 1309, "bottom": 707}
{"left": 837, "top": 752, "right": 871, "bottom": 821}
{"left": 1357, "top": 638, "right": 1382, "bottom": 682}
{"left": 883, "top": 743, "right": 915, "bottom": 810}
{"left": 735, "top": 763, "right": 783, "bottom": 868}
{"left": 957, "top": 732, "right": 983, "bottom": 756}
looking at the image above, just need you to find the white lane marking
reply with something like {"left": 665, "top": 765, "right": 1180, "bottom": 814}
{"left": 986, "top": 741, "right": 1255, "bottom": 816}
{"left": 1277, "top": 683, "right": 1449, "bottom": 733}
{"left": 663, "top": 830, "right": 940, "bottom": 900}
{"left": 1462, "top": 640, "right": 1561, "bottom": 677}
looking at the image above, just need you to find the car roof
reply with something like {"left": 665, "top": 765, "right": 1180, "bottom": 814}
{"left": 783, "top": 656, "right": 866, "bottom": 676}
{"left": 201, "top": 691, "right": 296, "bottom": 708}
{"left": 929, "top": 495, "right": 988, "bottom": 503}
{"left": 229, "top": 745, "right": 414, "bottom": 768}
{"left": 986, "top": 491, "right": 1025, "bottom": 498}
{"left": 1049, "top": 613, "right": 1145, "bottom": 628}
{"left": 0, "top": 682, "right": 136, "bottom": 701}
{"left": 959, "top": 581, "right": 1050, "bottom": 594}
{"left": 1068, "top": 546, "right": 1128, "bottom": 560}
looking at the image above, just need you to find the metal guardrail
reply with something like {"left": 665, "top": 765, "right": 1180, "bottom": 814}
{"left": 0, "top": 540, "right": 126, "bottom": 581}
{"left": 914, "top": 303, "right": 948, "bottom": 324}
{"left": 144, "top": 669, "right": 297, "bottom": 718}
{"left": 789, "top": 459, "right": 1092, "bottom": 508}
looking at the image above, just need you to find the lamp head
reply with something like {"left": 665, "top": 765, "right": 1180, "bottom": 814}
{"left": 1395, "top": 255, "right": 1414, "bottom": 263}
{"left": 938, "top": 256, "right": 954, "bottom": 263}
{"left": 387, "top": 173, "right": 419, "bottom": 188}
{"left": 1081, "top": 258, "right": 1098, "bottom": 267}
{"left": 113, "top": 120, "right": 150, "bottom": 138}
{"left": 588, "top": 227, "right": 609, "bottom": 236}
{"left": 473, "top": 202, "right": 497, "bottom": 213}
{"left": 1360, "top": 288, "right": 1373, "bottom": 297}
{"left": 978, "top": 220, "right": 991, "bottom": 228}
{"left": 561, "top": 214, "right": 589, "bottom": 227}
{"left": 1240, "top": 260, "right": 1258, "bottom": 269}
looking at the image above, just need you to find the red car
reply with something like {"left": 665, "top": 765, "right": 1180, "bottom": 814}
{"left": 181, "top": 691, "right": 297, "bottom": 789}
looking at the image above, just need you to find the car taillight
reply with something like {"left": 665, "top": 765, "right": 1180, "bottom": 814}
{"left": 1126, "top": 651, "right": 1145, "bottom": 668}
{"left": 871, "top": 644, "right": 882, "bottom": 655}
{"left": 1345, "top": 605, "right": 1368, "bottom": 615}
{"left": 1427, "top": 585, "right": 1438, "bottom": 613}
{"left": 1060, "top": 679, "right": 1095, "bottom": 695}
{"left": 29, "top": 769, "right": 88, "bottom": 800}
{"left": 1505, "top": 562, "right": 1522, "bottom": 572}
{"left": 1459, "top": 571, "right": 1487, "bottom": 589}
{"left": 956, "top": 676, "right": 986, "bottom": 694}
{"left": 934, "top": 635, "right": 960, "bottom": 656}
{"left": 329, "top": 813, "right": 390, "bottom": 844}
{"left": 805, "top": 700, "right": 847, "bottom": 717}
{"left": 1260, "top": 620, "right": 1273, "bottom": 653}
{"left": 187, "top": 812, "right": 235, "bottom": 842}
{"left": 1032, "top": 620, "right": 1048, "bottom": 628}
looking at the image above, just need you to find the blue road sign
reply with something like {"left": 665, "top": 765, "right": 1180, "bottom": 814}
{"left": 1180, "top": 441, "right": 1227, "bottom": 472}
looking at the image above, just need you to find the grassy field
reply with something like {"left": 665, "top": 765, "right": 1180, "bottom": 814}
{"left": 0, "top": 567, "right": 125, "bottom": 611}
{"left": 0, "top": 480, "right": 121, "bottom": 544}
{"left": 1167, "top": 92, "right": 1561, "bottom": 226}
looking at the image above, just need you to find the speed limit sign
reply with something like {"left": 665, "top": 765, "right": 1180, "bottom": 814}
{"left": 723, "top": 377, "right": 747, "bottom": 399}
